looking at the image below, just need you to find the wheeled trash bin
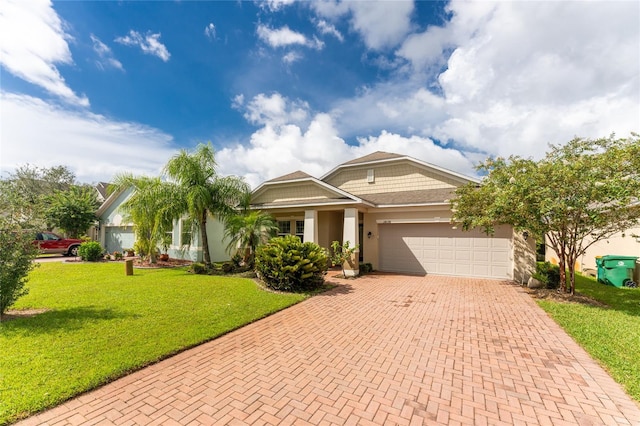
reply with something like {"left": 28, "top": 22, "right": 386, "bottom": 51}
{"left": 595, "top": 255, "right": 638, "bottom": 287}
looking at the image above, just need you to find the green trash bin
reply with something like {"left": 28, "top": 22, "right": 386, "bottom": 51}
{"left": 595, "top": 255, "right": 638, "bottom": 287}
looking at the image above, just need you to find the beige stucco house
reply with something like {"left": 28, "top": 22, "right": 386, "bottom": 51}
{"left": 251, "top": 151, "right": 535, "bottom": 280}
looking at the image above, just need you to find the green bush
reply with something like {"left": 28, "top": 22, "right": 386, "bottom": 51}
{"left": 77, "top": 241, "right": 104, "bottom": 262}
{"left": 188, "top": 262, "right": 208, "bottom": 275}
{"left": 0, "top": 223, "right": 38, "bottom": 317}
{"left": 533, "top": 261, "right": 561, "bottom": 289}
{"left": 255, "top": 235, "right": 328, "bottom": 292}
{"left": 359, "top": 262, "right": 374, "bottom": 274}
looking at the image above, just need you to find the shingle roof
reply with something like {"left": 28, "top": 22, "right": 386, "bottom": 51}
{"left": 359, "top": 188, "right": 455, "bottom": 206}
{"left": 340, "top": 151, "right": 404, "bottom": 166}
{"left": 265, "top": 170, "right": 314, "bottom": 183}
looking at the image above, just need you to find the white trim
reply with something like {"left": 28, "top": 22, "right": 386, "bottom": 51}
{"left": 375, "top": 202, "right": 451, "bottom": 208}
{"left": 255, "top": 199, "right": 374, "bottom": 209}
{"left": 376, "top": 218, "right": 452, "bottom": 224}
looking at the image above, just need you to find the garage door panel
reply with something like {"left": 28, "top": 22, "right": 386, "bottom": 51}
{"left": 379, "top": 223, "right": 512, "bottom": 279}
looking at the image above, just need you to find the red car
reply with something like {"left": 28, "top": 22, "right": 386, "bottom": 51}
{"left": 34, "top": 232, "right": 83, "bottom": 256}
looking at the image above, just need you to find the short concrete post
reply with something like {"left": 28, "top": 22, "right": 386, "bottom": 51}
{"left": 125, "top": 259, "right": 133, "bottom": 276}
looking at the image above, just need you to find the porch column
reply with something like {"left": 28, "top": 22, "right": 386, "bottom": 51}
{"left": 342, "top": 208, "right": 360, "bottom": 277}
{"left": 304, "top": 210, "right": 318, "bottom": 243}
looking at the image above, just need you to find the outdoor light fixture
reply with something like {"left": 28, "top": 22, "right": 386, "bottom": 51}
{"left": 367, "top": 231, "right": 372, "bottom": 239}
{"left": 523, "top": 231, "right": 529, "bottom": 241}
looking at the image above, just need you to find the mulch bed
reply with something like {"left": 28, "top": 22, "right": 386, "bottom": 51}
{"left": 523, "top": 286, "right": 608, "bottom": 308}
{"left": 1, "top": 308, "right": 50, "bottom": 322}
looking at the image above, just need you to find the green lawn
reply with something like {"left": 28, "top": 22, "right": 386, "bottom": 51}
{"left": 538, "top": 274, "right": 640, "bottom": 402}
{"left": 0, "top": 262, "right": 306, "bottom": 425}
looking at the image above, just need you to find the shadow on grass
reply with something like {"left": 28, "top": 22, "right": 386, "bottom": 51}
{"left": 577, "top": 285, "right": 640, "bottom": 317}
{"left": 0, "top": 307, "right": 136, "bottom": 336}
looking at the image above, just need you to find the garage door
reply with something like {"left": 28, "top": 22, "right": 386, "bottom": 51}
{"left": 378, "top": 223, "right": 512, "bottom": 279}
{"left": 104, "top": 226, "right": 135, "bottom": 253}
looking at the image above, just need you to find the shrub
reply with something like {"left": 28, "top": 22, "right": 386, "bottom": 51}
{"left": 255, "top": 235, "right": 328, "bottom": 292}
{"left": 78, "top": 241, "right": 104, "bottom": 262}
{"left": 0, "top": 223, "right": 38, "bottom": 318}
{"left": 188, "top": 262, "right": 208, "bottom": 274}
{"left": 330, "top": 240, "right": 359, "bottom": 277}
{"left": 359, "top": 262, "right": 374, "bottom": 274}
{"left": 533, "top": 261, "right": 561, "bottom": 289}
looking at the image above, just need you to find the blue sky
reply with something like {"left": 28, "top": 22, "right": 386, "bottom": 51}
{"left": 1, "top": 0, "right": 638, "bottom": 188}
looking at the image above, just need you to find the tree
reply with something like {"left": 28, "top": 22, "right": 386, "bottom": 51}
{"left": 223, "top": 210, "right": 278, "bottom": 266}
{"left": 0, "top": 164, "right": 76, "bottom": 229}
{"left": 452, "top": 134, "right": 640, "bottom": 294}
{"left": 164, "top": 143, "right": 249, "bottom": 266}
{"left": 112, "top": 175, "right": 181, "bottom": 264}
{"left": 45, "top": 186, "right": 100, "bottom": 238}
{"left": 330, "top": 240, "right": 359, "bottom": 278}
{"left": 0, "top": 220, "right": 38, "bottom": 320}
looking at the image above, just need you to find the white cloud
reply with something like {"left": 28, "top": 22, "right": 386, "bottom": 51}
{"left": 204, "top": 23, "right": 216, "bottom": 39}
{"left": 258, "top": 0, "right": 296, "bottom": 12}
{"left": 0, "top": 92, "right": 176, "bottom": 183}
{"left": 282, "top": 51, "right": 302, "bottom": 64}
{"left": 216, "top": 92, "right": 477, "bottom": 188}
{"left": 312, "top": 1, "right": 414, "bottom": 50}
{"left": 243, "top": 93, "right": 309, "bottom": 127}
{"left": 256, "top": 25, "right": 323, "bottom": 50}
{"left": 115, "top": 30, "right": 171, "bottom": 62}
{"left": 315, "top": 19, "right": 343, "bottom": 42}
{"left": 90, "top": 34, "right": 124, "bottom": 71}
{"left": 0, "top": 0, "right": 89, "bottom": 106}
{"left": 326, "top": 0, "right": 639, "bottom": 160}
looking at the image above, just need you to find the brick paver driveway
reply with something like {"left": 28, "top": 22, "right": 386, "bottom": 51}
{"left": 19, "top": 274, "right": 640, "bottom": 425}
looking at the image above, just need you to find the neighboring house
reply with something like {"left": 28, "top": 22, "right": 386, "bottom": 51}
{"left": 251, "top": 151, "right": 536, "bottom": 280}
{"left": 546, "top": 228, "right": 640, "bottom": 281}
{"left": 95, "top": 186, "right": 229, "bottom": 262}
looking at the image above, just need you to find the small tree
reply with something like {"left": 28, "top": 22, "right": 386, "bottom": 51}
{"left": 330, "top": 240, "right": 359, "bottom": 277}
{"left": 45, "top": 186, "right": 99, "bottom": 238}
{"left": 223, "top": 210, "right": 278, "bottom": 266}
{"left": 112, "top": 175, "right": 181, "bottom": 264}
{"left": 453, "top": 134, "right": 640, "bottom": 294}
{"left": 0, "top": 221, "right": 38, "bottom": 319}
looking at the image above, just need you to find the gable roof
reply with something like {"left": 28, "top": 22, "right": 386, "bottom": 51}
{"left": 265, "top": 170, "right": 313, "bottom": 183}
{"left": 321, "top": 151, "right": 478, "bottom": 185}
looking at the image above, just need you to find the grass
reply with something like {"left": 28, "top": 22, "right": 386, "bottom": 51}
{"left": 537, "top": 274, "right": 640, "bottom": 402}
{"left": 0, "top": 262, "right": 307, "bottom": 425}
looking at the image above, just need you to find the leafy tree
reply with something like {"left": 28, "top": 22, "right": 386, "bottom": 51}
{"left": 223, "top": 210, "right": 278, "bottom": 266}
{"left": 44, "top": 186, "right": 100, "bottom": 238}
{"left": 0, "top": 164, "right": 76, "bottom": 229}
{"left": 164, "top": 142, "right": 249, "bottom": 266}
{"left": 452, "top": 134, "right": 640, "bottom": 294}
{"left": 112, "top": 175, "right": 181, "bottom": 264}
{"left": 0, "top": 220, "right": 38, "bottom": 319}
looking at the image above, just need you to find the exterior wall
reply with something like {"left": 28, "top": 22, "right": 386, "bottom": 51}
{"left": 326, "top": 162, "right": 458, "bottom": 196}
{"left": 101, "top": 187, "right": 135, "bottom": 226}
{"left": 253, "top": 183, "right": 339, "bottom": 204}
{"left": 206, "top": 215, "right": 229, "bottom": 262}
{"left": 318, "top": 211, "right": 343, "bottom": 251}
{"left": 546, "top": 227, "right": 640, "bottom": 281}
{"left": 512, "top": 230, "right": 536, "bottom": 284}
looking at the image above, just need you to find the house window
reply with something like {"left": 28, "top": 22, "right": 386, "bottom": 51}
{"left": 181, "top": 220, "right": 192, "bottom": 246}
{"left": 277, "top": 220, "right": 291, "bottom": 237}
{"left": 295, "top": 220, "right": 304, "bottom": 242}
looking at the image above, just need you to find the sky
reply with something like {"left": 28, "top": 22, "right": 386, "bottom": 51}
{"left": 1, "top": 0, "right": 638, "bottom": 188}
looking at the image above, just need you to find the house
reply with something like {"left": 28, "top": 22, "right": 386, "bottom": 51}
{"left": 546, "top": 228, "right": 640, "bottom": 281}
{"left": 95, "top": 186, "right": 229, "bottom": 262}
{"left": 250, "top": 151, "right": 536, "bottom": 280}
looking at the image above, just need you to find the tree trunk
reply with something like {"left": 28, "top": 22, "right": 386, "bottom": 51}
{"left": 200, "top": 211, "right": 210, "bottom": 266}
{"left": 567, "top": 256, "right": 576, "bottom": 295}
{"left": 558, "top": 256, "right": 567, "bottom": 293}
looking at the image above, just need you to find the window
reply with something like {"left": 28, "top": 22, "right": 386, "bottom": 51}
{"left": 295, "top": 220, "right": 304, "bottom": 242}
{"left": 180, "top": 220, "right": 192, "bottom": 246}
{"left": 277, "top": 220, "right": 291, "bottom": 237}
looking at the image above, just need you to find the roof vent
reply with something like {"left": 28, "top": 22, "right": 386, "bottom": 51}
{"left": 367, "top": 169, "right": 375, "bottom": 183}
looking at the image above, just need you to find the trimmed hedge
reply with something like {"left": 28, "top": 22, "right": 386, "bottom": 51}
{"left": 77, "top": 241, "right": 103, "bottom": 262}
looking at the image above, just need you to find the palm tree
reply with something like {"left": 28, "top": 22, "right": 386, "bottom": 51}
{"left": 112, "top": 175, "right": 180, "bottom": 264}
{"left": 164, "top": 143, "right": 249, "bottom": 266}
{"left": 224, "top": 210, "right": 278, "bottom": 266}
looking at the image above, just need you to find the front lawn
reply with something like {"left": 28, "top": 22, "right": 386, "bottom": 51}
{"left": 537, "top": 274, "right": 640, "bottom": 402}
{"left": 0, "top": 262, "right": 306, "bottom": 425}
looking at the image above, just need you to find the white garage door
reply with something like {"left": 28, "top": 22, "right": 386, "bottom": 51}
{"left": 378, "top": 223, "right": 512, "bottom": 279}
{"left": 104, "top": 226, "right": 135, "bottom": 253}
